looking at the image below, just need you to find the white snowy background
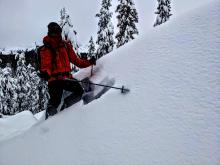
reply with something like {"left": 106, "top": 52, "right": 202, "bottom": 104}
{"left": 0, "top": 0, "right": 220, "bottom": 165}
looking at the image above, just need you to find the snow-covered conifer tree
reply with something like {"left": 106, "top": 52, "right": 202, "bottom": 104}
{"left": 115, "top": 0, "right": 139, "bottom": 48}
{"left": 88, "top": 36, "right": 96, "bottom": 59}
{"left": 26, "top": 64, "right": 49, "bottom": 114}
{"left": 27, "top": 64, "right": 40, "bottom": 113}
{"left": 38, "top": 79, "right": 49, "bottom": 113}
{"left": 60, "top": 7, "right": 73, "bottom": 41}
{"left": 16, "top": 53, "right": 31, "bottom": 112}
{"left": 0, "top": 67, "right": 2, "bottom": 76}
{"left": 59, "top": 7, "right": 82, "bottom": 73}
{"left": 60, "top": 7, "right": 67, "bottom": 28}
{"left": 154, "top": 0, "right": 172, "bottom": 27}
{"left": 96, "top": 0, "right": 115, "bottom": 58}
{"left": 0, "top": 67, "right": 4, "bottom": 113}
{"left": 0, "top": 66, "right": 18, "bottom": 115}
{"left": 60, "top": 7, "right": 80, "bottom": 54}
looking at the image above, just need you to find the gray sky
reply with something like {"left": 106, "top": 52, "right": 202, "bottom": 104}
{"left": 0, "top": 0, "right": 212, "bottom": 48}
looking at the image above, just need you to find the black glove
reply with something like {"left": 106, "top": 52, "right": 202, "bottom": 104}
{"left": 89, "top": 56, "right": 96, "bottom": 65}
{"left": 38, "top": 71, "right": 50, "bottom": 80}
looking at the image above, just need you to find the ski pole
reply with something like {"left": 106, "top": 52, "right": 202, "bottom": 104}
{"left": 90, "top": 65, "right": 93, "bottom": 77}
{"left": 66, "top": 78, "right": 130, "bottom": 94}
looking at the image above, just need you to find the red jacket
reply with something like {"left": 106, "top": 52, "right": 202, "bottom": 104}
{"left": 39, "top": 35, "right": 91, "bottom": 82}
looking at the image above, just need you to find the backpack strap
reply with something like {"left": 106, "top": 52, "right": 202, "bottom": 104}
{"left": 45, "top": 44, "right": 58, "bottom": 71}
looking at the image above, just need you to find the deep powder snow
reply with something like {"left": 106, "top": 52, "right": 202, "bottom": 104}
{"left": 0, "top": 1, "right": 219, "bottom": 165}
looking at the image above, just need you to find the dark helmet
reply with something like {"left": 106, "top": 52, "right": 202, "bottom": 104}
{"left": 47, "top": 22, "right": 62, "bottom": 35}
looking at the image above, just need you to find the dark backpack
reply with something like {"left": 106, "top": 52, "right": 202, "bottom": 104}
{"left": 35, "top": 45, "right": 44, "bottom": 72}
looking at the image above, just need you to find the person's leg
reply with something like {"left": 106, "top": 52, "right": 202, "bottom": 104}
{"left": 46, "top": 80, "right": 63, "bottom": 119}
{"left": 60, "top": 79, "right": 84, "bottom": 110}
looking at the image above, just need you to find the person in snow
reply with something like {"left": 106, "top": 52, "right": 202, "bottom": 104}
{"left": 38, "top": 22, "right": 96, "bottom": 119}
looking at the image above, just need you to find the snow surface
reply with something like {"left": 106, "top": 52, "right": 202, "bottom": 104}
{"left": 0, "top": 1, "right": 220, "bottom": 165}
{"left": 0, "top": 111, "right": 37, "bottom": 141}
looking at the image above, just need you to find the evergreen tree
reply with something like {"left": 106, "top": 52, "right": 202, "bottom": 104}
{"left": 88, "top": 36, "right": 96, "bottom": 59}
{"left": 59, "top": 7, "right": 81, "bottom": 72}
{"left": 0, "top": 52, "right": 49, "bottom": 115}
{"left": 154, "top": 0, "right": 172, "bottom": 27}
{"left": 27, "top": 64, "right": 40, "bottom": 113}
{"left": 0, "top": 66, "right": 2, "bottom": 76}
{"left": 26, "top": 64, "right": 49, "bottom": 114}
{"left": 38, "top": 79, "right": 49, "bottom": 113}
{"left": 0, "top": 67, "right": 5, "bottom": 113}
{"left": 16, "top": 53, "right": 31, "bottom": 112}
{"left": 0, "top": 66, "right": 18, "bottom": 115}
{"left": 60, "top": 7, "right": 80, "bottom": 53}
{"left": 96, "top": 0, "right": 115, "bottom": 58}
{"left": 115, "top": 0, "right": 139, "bottom": 48}
{"left": 60, "top": 7, "right": 67, "bottom": 28}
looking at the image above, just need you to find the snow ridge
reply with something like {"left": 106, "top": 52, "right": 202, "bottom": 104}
{"left": 0, "top": 1, "right": 219, "bottom": 165}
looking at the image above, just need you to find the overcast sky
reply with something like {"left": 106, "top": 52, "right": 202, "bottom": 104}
{"left": 0, "top": 0, "right": 212, "bottom": 48}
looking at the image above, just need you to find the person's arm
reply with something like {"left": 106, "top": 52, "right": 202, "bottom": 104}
{"left": 67, "top": 42, "right": 92, "bottom": 68}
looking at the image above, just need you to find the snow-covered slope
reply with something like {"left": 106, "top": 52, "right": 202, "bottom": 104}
{"left": 0, "top": 1, "right": 220, "bottom": 165}
{"left": 0, "top": 111, "right": 37, "bottom": 141}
